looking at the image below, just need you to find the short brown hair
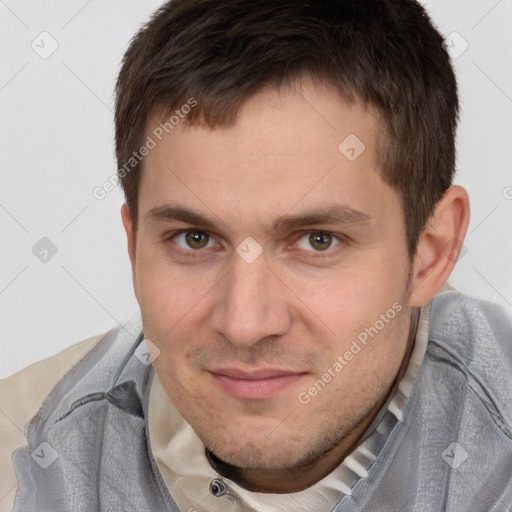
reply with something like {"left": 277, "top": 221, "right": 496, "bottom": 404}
{"left": 115, "top": 0, "right": 459, "bottom": 258}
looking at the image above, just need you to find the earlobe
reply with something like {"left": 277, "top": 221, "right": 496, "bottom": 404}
{"left": 409, "top": 185, "right": 470, "bottom": 307}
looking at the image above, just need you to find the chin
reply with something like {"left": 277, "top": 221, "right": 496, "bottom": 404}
{"left": 205, "top": 424, "right": 327, "bottom": 470}
{"left": 215, "top": 444, "right": 299, "bottom": 470}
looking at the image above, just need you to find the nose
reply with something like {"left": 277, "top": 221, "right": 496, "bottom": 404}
{"left": 211, "top": 249, "right": 292, "bottom": 348}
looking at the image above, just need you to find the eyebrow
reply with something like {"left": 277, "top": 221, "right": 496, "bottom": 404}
{"left": 145, "top": 203, "right": 372, "bottom": 233}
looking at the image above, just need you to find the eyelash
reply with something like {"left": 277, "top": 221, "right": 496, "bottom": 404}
{"left": 162, "top": 229, "right": 347, "bottom": 260}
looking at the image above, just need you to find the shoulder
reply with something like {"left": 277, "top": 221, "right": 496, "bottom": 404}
{"left": 0, "top": 334, "right": 104, "bottom": 512}
{"left": 429, "top": 289, "right": 512, "bottom": 357}
{"left": 428, "top": 290, "right": 512, "bottom": 434}
{"left": 0, "top": 334, "right": 105, "bottom": 429}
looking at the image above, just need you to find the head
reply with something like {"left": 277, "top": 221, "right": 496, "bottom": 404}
{"left": 117, "top": 0, "right": 469, "bottom": 478}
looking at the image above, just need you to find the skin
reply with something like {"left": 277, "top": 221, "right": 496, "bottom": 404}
{"left": 121, "top": 79, "right": 470, "bottom": 493}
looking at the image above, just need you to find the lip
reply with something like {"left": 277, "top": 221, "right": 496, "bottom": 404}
{"left": 209, "top": 367, "right": 308, "bottom": 400}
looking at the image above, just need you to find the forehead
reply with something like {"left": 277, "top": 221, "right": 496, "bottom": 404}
{"left": 138, "top": 81, "right": 398, "bottom": 232}
{"left": 149, "top": 81, "right": 379, "bottom": 162}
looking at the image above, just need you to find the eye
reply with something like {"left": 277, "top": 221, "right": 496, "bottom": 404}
{"left": 296, "top": 231, "right": 341, "bottom": 252}
{"left": 171, "top": 230, "right": 217, "bottom": 250}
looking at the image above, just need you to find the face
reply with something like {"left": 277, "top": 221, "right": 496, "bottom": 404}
{"left": 122, "top": 80, "right": 414, "bottom": 471}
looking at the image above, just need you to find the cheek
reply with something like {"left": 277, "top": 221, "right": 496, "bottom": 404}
{"left": 302, "top": 258, "right": 409, "bottom": 360}
{"left": 135, "top": 251, "right": 223, "bottom": 378}
{"left": 304, "top": 255, "right": 405, "bottom": 320}
{"left": 136, "top": 248, "right": 206, "bottom": 324}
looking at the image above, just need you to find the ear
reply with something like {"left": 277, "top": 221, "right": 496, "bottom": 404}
{"left": 409, "top": 185, "right": 470, "bottom": 307}
{"left": 121, "top": 203, "right": 139, "bottom": 301}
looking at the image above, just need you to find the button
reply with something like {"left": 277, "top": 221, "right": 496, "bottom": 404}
{"left": 209, "top": 479, "right": 227, "bottom": 497}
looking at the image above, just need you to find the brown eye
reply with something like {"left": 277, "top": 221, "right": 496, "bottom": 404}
{"left": 295, "top": 231, "right": 341, "bottom": 254}
{"left": 185, "top": 230, "right": 210, "bottom": 249}
{"left": 309, "top": 232, "right": 333, "bottom": 251}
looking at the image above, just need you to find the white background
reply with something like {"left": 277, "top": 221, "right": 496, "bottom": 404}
{"left": 0, "top": 0, "right": 511, "bottom": 378}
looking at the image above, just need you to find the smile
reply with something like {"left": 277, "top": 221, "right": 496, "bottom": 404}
{"left": 208, "top": 369, "right": 308, "bottom": 400}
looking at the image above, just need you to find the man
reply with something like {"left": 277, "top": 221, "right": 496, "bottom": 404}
{"left": 1, "top": 0, "right": 511, "bottom": 510}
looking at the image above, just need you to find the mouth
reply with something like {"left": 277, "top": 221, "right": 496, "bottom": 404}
{"left": 208, "top": 367, "right": 309, "bottom": 400}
